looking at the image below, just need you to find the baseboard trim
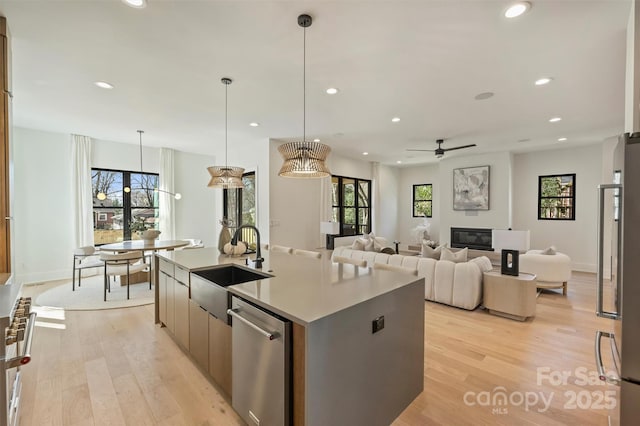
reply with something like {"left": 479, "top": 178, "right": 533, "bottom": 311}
{"left": 572, "top": 262, "right": 596, "bottom": 273}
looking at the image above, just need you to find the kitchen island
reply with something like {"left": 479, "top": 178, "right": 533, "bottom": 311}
{"left": 155, "top": 247, "right": 424, "bottom": 426}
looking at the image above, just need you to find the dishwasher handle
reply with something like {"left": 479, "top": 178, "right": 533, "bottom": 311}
{"left": 227, "top": 308, "right": 279, "bottom": 341}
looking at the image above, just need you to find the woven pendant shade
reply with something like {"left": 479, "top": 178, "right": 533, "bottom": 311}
{"left": 278, "top": 141, "right": 331, "bottom": 178}
{"left": 207, "top": 166, "right": 245, "bottom": 188}
{"left": 207, "top": 77, "right": 245, "bottom": 189}
{"left": 278, "top": 14, "right": 331, "bottom": 179}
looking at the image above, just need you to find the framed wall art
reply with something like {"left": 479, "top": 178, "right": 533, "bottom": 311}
{"left": 453, "top": 165, "right": 490, "bottom": 210}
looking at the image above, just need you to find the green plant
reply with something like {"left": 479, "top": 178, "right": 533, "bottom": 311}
{"left": 130, "top": 216, "right": 150, "bottom": 233}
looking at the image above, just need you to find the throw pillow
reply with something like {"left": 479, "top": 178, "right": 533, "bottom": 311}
{"left": 351, "top": 239, "right": 365, "bottom": 251}
{"left": 440, "top": 247, "right": 468, "bottom": 263}
{"left": 373, "top": 237, "right": 387, "bottom": 252}
{"left": 541, "top": 246, "right": 557, "bottom": 255}
{"left": 421, "top": 243, "right": 445, "bottom": 259}
{"left": 363, "top": 239, "right": 375, "bottom": 252}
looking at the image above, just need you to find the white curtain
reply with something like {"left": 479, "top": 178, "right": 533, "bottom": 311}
{"left": 371, "top": 161, "right": 381, "bottom": 235}
{"left": 71, "top": 134, "right": 94, "bottom": 248}
{"left": 159, "top": 148, "right": 176, "bottom": 240}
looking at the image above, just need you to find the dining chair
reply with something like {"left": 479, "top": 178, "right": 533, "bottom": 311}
{"left": 100, "top": 251, "right": 148, "bottom": 301}
{"left": 292, "top": 249, "right": 322, "bottom": 259}
{"left": 72, "top": 246, "right": 104, "bottom": 291}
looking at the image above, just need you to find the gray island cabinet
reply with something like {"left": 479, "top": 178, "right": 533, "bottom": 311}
{"left": 155, "top": 247, "right": 424, "bottom": 426}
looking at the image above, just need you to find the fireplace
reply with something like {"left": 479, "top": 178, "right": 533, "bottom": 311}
{"left": 451, "top": 227, "right": 493, "bottom": 251}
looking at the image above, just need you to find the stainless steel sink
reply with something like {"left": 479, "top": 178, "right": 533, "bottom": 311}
{"left": 193, "top": 265, "right": 272, "bottom": 287}
{"left": 191, "top": 265, "right": 272, "bottom": 324}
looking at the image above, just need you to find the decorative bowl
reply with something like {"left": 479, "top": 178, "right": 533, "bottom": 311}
{"left": 140, "top": 229, "right": 161, "bottom": 241}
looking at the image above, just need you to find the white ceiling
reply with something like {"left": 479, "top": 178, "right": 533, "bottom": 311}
{"left": 0, "top": 0, "right": 631, "bottom": 166}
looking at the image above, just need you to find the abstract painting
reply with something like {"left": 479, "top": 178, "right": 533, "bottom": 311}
{"left": 453, "top": 165, "right": 490, "bottom": 210}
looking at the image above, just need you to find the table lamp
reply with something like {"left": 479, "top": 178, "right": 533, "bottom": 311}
{"left": 320, "top": 221, "right": 340, "bottom": 250}
{"left": 492, "top": 229, "right": 530, "bottom": 276}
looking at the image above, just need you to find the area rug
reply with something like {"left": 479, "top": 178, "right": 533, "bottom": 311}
{"left": 34, "top": 275, "right": 154, "bottom": 311}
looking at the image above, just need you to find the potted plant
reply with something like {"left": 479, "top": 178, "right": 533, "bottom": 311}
{"left": 130, "top": 216, "right": 161, "bottom": 241}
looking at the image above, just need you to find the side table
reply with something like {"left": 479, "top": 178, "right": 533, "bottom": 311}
{"left": 483, "top": 271, "right": 537, "bottom": 321}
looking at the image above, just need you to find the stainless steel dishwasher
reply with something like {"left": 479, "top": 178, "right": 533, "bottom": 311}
{"left": 228, "top": 296, "right": 291, "bottom": 426}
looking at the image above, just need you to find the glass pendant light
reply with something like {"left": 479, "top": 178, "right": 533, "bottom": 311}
{"left": 278, "top": 14, "right": 331, "bottom": 178}
{"left": 208, "top": 77, "right": 245, "bottom": 188}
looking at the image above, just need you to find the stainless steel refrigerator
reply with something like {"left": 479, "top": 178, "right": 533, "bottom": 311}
{"left": 596, "top": 132, "right": 640, "bottom": 426}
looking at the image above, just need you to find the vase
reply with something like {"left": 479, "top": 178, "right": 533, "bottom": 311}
{"left": 218, "top": 225, "right": 231, "bottom": 254}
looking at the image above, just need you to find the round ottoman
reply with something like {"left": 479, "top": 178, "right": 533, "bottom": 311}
{"left": 519, "top": 250, "right": 571, "bottom": 295}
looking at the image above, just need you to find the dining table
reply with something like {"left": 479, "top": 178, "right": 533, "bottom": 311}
{"left": 99, "top": 239, "right": 190, "bottom": 287}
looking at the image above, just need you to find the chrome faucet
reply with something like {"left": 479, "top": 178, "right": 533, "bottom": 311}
{"left": 231, "top": 225, "right": 264, "bottom": 269}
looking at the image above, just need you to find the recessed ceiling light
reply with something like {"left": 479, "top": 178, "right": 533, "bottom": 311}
{"left": 504, "top": 2, "right": 531, "bottom": 18}
{"left": 122, "top": 0, "right": 147, "bottom": 8}
{"left": 549, "top": 117, "right": 562, "bottom": 123}
{"left": 95, "top": 81, "right": 114, "bottom": 89}
{"left": 396, "top": 160, "right": 402, "bottom": 164}
{"left": 249, "top": 122, "right": 260, "bottom": 127}
{"left": 535, "top": 77, "right": 553, "bottom": 86}
{"left": 391, "top": 117, "right": 401, "bottom": 123}
{"left": 313, "top": 138, "right": 320, "bottom": 142}
{"left": 558, "top": 137, "right": 567, "bottom": 142}
{"left": 362, "top": 152, "right": 369, "bottom": 156}
{"left": 474, "top": 92, "right": 494, "bottom": 100}
{"left": 326, "top": 88, "right": 339, "bottom": 95}
{"left": 517, "top": 138, "right": 531, "bottom": 143}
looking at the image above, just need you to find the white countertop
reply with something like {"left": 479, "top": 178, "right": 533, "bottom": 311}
{"left": 157, "top": 248, "right": 423, "bottom": 326}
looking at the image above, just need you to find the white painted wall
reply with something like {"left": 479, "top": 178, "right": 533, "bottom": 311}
{"left": 13, "top": 127, "right": 73, "bottom": 283}
{"left": 438, "top": 152, "right": 512, "bottom": 246}
{"left": 397, "top": 163, "right": 440, "bottom": 246}
{"left": 512, "top": 144, "right": 603, "bottom": 272}
{"left": 377, "top": 164, "right": 399, "bottom": 242}
{"left": 267, "top": 140, "right": 382, "bottom": 250}
{"left": 268, "top": 139, "right": 322, "bottom": 249}
{"left": 13, "top": 127, "right": 220, "bottom": 283}
{"left": 174, "top": 150, "right": 217, "bottom": 247}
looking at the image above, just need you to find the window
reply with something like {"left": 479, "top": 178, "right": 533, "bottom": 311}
{"left": 92, "top": 168, "right": 159, "bottom": 244}
{"left": 538, "top": 174, "right": 576, "bottom": 220}
{"left": 223, "top": 172, "right": 256, "bottom": 246}
{"left": 412, "top": 184, "right": 432, "bottom": 217}
{"left": 331, "top": 175, "right": 371, "bottom": 236}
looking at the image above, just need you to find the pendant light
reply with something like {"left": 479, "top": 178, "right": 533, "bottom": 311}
{"left": 207, "top": 78, "right": 245, "bottom": 189}
{"left": 278, "top": 14, "right": 331, "bottom": 178}
{"left": 96, "top": 130, "right": 182, "bottom": 200}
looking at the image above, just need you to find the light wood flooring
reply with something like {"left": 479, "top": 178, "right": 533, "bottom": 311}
{"left": 19, "top": 272, "right": 615, "bottom": 425}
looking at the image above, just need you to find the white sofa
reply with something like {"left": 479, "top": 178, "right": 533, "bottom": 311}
{"left": 332, "top": 246, "right": 493, "bottom": 310}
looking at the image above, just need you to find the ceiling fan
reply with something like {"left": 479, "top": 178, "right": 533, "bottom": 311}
{"left": 407, "top": 139, "right": 477, "bottom": 158}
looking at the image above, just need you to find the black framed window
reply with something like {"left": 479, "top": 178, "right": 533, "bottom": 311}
{"left": 538, "top": 173, "right": 576, "bottom": 220}
{"left": 223, "top": 172, "right": 256, "bottom": 246}
{"left": 331, "top": 175, "right": 371, "bottom": 236}
{"left": 92, "top": 168, "right": 159, "bottom": 244}
{"left": 412, "top": 184, "right": 432, "bottom": 217}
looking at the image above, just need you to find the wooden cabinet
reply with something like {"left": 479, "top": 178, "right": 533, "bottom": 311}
{"left": 174, "top": 277, "right": 190, "bottom": 350}
{"left": 209, "top": 315, "right": 232, "bottom": 396}
{"left": 189, "top": 299, "right": 209, "bottom": 369}
{"left": 166, "top": 275, "right": 175, "bottom": 333}
{"left": 159, "top": 271, "right": 169, "bottom": 325}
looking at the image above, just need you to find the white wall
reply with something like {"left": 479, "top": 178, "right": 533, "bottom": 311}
{"left": 268, "top": 139, "right": 322, "bottom": 249}
{"left": 13, "top": 127, "right": 73, "bottom": 283}
{"left": 174, "top": 150, "right": 217, "bottom": 247}
{"left": 512, "top": 144, "right": 603, "bottom": 272}
{"left": 397, "top": 163, "right": 440, "bottom": 246}
{"left": 13, "top": 127, "right": 219, "bottom": 283}
{"left": 268, "top": 140, "right": 381, "bottom": 250}
{"left": 377, "top": 164, "right": 399, "bottom": 242}
{"left": 438, "top": 152, "right": 512, "bottom": 246}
